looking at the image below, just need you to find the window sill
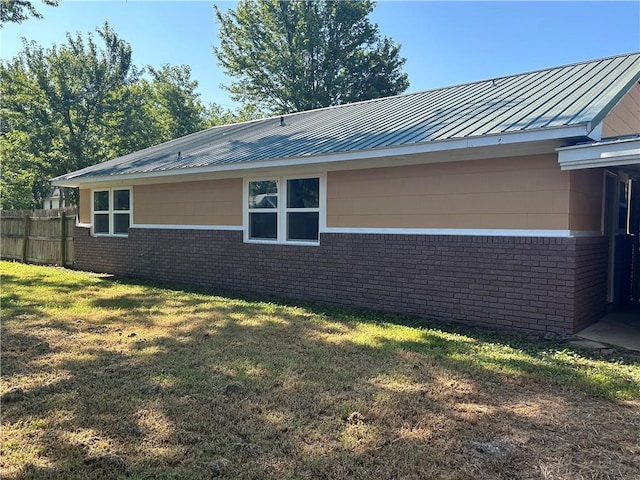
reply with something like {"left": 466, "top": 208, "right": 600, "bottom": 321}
{"left": 245, "top": 239, "right": 320, "bottom": 247}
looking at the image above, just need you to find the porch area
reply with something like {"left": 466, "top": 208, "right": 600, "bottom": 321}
{"left": 559, "top": 136, "right": 640, "bottom": 350}
{"left": 576, "top": 304, "right": 640, "bottom": 351}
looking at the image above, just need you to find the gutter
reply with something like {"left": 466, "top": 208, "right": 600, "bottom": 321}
{"left": 556, "top": 136, "right": 640, "bottom": 170}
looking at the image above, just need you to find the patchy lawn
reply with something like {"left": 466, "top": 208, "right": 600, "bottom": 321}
{"left": 1, "top": 261, "right": 639, "bottom": 479}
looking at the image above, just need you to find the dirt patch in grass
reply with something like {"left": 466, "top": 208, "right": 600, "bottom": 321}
{"left": 1, "top": 262, "right": 639, "bottom": 479}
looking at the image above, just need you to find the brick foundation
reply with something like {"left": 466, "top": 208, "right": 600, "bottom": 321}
{"left": 74, "top": 227, "right": 609, "bottom": 334}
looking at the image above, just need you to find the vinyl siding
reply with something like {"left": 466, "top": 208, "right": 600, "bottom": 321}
{"left": 327, "top": 154, "right": 572, "bottom": 230}
{"left": 133, "top": 178, "right": 242, "bottom": 226}
{"left": 601, "top": 82, "right": 640, "bottom": 138}
{"left": 80, "top": 155, "right": 596, "bottom": 232}
{"left": 79, "top": 188, "right": 91, "bottom": 224}
{"left": 569, "top": 169, "right": 603, "bottom": 232}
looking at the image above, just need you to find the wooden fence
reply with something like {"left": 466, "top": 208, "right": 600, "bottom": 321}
{"left": 1, "top": 208, "right": 76, "bottom": 266}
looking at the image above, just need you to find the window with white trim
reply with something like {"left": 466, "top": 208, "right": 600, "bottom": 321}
{"left": 246, "top": 176, "right": 321, "bottom": 244}
{"left": 92, "top": 188, "right": 131, "bottom": 236}
{"left": 286, "top": 178, "right": 319, "bottom": 241}
{"left": 248, "top": 180, "right": 278, "bottom": 240}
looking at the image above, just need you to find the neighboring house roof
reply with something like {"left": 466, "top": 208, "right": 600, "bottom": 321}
{"left": 53, "top": 52, "right": 640, "bottom": 186}
{"left": 43, "top": 187, "right": 62, "bottom": 199}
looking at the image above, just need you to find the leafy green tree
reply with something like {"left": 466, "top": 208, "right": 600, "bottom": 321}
{"left": 146, "top": 65, "right": 207, "bottom": 139}
{"left": 0, "top": 0, "right": 58, "bottom": 25}
{"left": 0, "top": 131, "right": 49, "bottom": 209}
{"left": 1, "top": 24, "right": 211, "bottom": 209}
{"left": 1, "top": 23, "right": 254, "bottom": 209}
{"left": 213, "top": 0, "right": 409, "bottom": 113}
{"left": 0, "top": 56, "right": 59, "bottom": 209}
{"left": 98, "top": 79, "right": 167, "bottom": 159}
{"left": 204, "top": 102, "right": 264, "bottom": 127}
{"left": 23, "top": 23, "right": 135, "bottom": 175}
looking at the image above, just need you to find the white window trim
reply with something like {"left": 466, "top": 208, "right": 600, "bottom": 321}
{"left": 91, "top": 187, "right": 133, "bottom": 237}
{"left": 618, "top": 177, "right": 631, "bottom": 236}
{"left": 243, "top": 173, "right": 326, "bottom": 245}
{"left": 92, "top": 189, "right": 110, "bottom": 236}
{"left": 246, "top": 176, "right": 280, "bottom": 242}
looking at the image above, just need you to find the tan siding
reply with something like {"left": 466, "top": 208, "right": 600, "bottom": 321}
{"left": 327, "top": 154, "right": 572, "bottom": 230}
{"left": 569, "top": 169, "right": 603, "bottom": 231}
{"left": 134, "top": 178, "right": 242, "bottom": 226}
{"left": 601, "top": 82, "right": 640, "bottom": 138}
{"left": 79, "top": 189, "right": 91, "bottom": 224}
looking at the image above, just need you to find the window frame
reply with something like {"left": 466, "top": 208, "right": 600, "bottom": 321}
{"left": 91, "top": 187, "right": 133, "bottom": 237}
{"left": 243, "top": 174, "right": 325, "bottom": 245}
{"left": 617, "top": 178, "right": 631, "bottom": 235}
{"left": 247, "top": 177, "right": 280, "bottom": 241}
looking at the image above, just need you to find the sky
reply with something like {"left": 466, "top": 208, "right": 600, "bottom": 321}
{"left": 1, "top": 1, "right": 639, "bottom": 109}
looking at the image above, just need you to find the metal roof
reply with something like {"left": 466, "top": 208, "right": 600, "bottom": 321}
{"left": 54, "top": 52, "right": 640, "bottom": 184}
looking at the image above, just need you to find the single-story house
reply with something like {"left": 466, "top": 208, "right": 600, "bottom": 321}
{"left": 42, "top": 187, "right": 62, "bottom": 210}
{"left": 52, "top": 52, "right": 640, "bottom": 335}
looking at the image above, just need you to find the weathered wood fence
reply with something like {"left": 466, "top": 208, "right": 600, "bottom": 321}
{"left": 1, "top": 208, "right": 76, "bottom": 266}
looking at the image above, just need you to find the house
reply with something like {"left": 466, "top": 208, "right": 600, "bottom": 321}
{"left": 52, "top": 53, "right": 640, "bottom": 335}
{"left": 42, "top": 187, "right": 62, "bottom": 210}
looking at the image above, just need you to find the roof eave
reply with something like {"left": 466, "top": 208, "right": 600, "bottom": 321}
{"left": 51, "top": 124, "right": 591, "bottom": 188}
{"left": 557, "top": 136, "right": 640, "bottom": 170}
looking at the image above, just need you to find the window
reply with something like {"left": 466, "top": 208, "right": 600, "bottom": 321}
{"left": 92, "top": 188, "right": 131, "bottom": 236}
{"left": 93, "top": 190, "right": 110, "bottom": 234}
{"left": 286, "top": 178, "right": 319, "bottom": 241}
{"left": 248, "top": 180, "right": 278, "bottom": 240}
{"left": 246, "top": 176, "right": 322, "bottom": 244}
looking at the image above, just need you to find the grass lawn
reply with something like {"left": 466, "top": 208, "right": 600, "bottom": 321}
{"left": 1, "top": 261, "right": 639, "bottom": 479}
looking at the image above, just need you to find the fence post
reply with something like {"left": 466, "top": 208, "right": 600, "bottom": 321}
{"left": 21, "top": 214, "right": 30, "bottom": 263}
{"left": 60, "top": 211, "right": 67, "bottom": 267}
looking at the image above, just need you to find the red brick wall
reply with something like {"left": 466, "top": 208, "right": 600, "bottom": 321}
{"left": 74, "top": 227, "right": 608, "bottom": 334}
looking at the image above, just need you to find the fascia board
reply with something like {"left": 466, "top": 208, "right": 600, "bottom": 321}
{"left": 559, "top": 155, "right": 640, "bottom": 170}
{"left": 587, "top": 74, "right": 640, "bottom": 134}
{"left": 557, "top": 137, "right": 640, "bottom": 170}
{"left": 52, "top": 124, "right": 589, "bottom": 187}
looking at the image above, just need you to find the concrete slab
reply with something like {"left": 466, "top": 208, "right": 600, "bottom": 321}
{"left": 576, "top": 304, "right": 640, "bottom": 352}
{"left": 567, "top": 339, "right": 610, "bottom": 350}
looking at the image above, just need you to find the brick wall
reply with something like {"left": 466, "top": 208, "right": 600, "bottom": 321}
{"left": 572, "top": 236, "right": 609, "bottom": 332}
{"left": 75, "top": 227, "right": 609, "bottom": 334}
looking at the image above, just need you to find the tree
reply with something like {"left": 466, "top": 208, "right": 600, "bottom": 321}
{"left": 98, "top": 78, "right": 167, "bottom": 160}
{"left": 1, "top": 24, "right": 213, "bottom": 208}
{"left": 0, "top": 0, "right": 58, "bottom": 25}
{"left": 1, "top": 23, "right": 152, "bottom": 208}
{"left": 15, "top": 23, "right": 136, "bottom": 205}
{"left": 0, "top": 131, "right": 49, "bottom": 209}
{"left": 213, "top": 0, "right": 409, "bottom": 114}
{"left": 1, "top": 55, "right": 60, "bottom": 209}
{"left": 147, "top": 65, "right": 207, "bottom": 139}
{"left": 204, "top": 102, "right": 264, "bottom": 128}
{"left": 1, "top": 23, "right": 254, "bottom": 209}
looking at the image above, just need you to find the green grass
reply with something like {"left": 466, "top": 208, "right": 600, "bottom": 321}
{"left": 2, "top": 261, "right": 639, "bottom": 479}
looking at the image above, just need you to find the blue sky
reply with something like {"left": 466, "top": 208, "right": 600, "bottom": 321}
{"left": 2, "top": 1, "right": 639, "bottom": 109}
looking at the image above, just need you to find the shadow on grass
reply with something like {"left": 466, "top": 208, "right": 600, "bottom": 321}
{"left": 88, "top": 271, "right": 640, "bottom": 368}
{"left": 0, "top": 331, "right": 56, "bottom": 380}
{"left": 0, "top": 316, "right": 453, "bottom": 478}
{"left": 2, "top": 267, "right": 639, "bottom": 479}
